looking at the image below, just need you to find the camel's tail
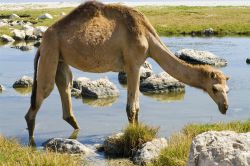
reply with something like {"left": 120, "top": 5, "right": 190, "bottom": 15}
{"left": 31, "top": 48, "right": 40, "bottom": 110}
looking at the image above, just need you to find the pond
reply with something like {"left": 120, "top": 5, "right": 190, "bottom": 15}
{"left": 0, "top": 36, "right": 250, "bottom": 147}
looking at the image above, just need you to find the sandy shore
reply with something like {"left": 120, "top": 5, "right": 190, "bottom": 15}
{"left": 1, "top": 0, "right": 250, "bottom": 10}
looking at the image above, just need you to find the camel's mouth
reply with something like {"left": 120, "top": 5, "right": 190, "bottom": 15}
{"left": 218, "top": 103, "right": 228, "bottom": 114}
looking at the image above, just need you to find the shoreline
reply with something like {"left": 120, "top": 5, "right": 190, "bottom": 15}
{"left": 1, "top": 1, "right": 250, "bottom": 10}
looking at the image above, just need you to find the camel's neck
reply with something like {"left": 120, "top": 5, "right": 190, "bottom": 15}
{"left": 149, "top": 36, "right": 208, "bottom": 90}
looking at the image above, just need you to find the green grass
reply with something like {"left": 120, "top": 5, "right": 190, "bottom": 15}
{"left": 0, "top": 136, "right": 81, "bottom": 166}
{"left": 1, "top": 6, "right": 250, "bottom": 37}
{"left": 151, "top": 119, "right": 250, "bottom": 166}
{"left": 122, "top": 123, "right": 159, "bottom": 156}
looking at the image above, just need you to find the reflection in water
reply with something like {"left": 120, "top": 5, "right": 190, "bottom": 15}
{"left": 14, "top": 87, "right": 32, "bottom": 95}
{"left": 143, "top": 91, "right": 185, "bottom": 102}
{"left": 82, "top": 97, "right": 118, "bottom": 107}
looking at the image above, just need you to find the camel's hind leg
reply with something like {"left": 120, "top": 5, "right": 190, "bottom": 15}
{"left": 25, "top": 32, "right": 59, "bottom": 145}
{"left": 126, "top": 66, "right": 140, "bottom": 124}
{"left": 55, "top": 62, "right": 80, "bottom": 139}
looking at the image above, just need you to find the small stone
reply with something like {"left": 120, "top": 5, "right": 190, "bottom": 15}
{"left": 38, "top": 13, "right": 53, "bottom": 19}
{"left": 43, "top": 138, "right": 93, "bottom": 154}
{"left": 203, "top": 28, "right": 214, "bottom": 36}
{"left": 0, "top": 21, "right": 9, "bottom": 27}
{"left": 0, "top": 34, "right": 15, "bottom": 42}
{"left": 187, "top": 131, "right": 250, "bottom": 166}
{"left": 13, "top": 76, "right": 33, "bottom": 88}
{"left": 133, "top": 138, "right": 168, "bottom": 165}
{"left": 140, "top": 72, "right": 185, "bottom": 94}
{"left": 175, "top": 49, "right": 227, "bottom": 67}
{"left": 9, "top": 13, "right": 20, "bottom": 19}
{"left": 33, "top": 26, "right": 48, "bottom": 37}
{"left": 73, "top": 77, "right": 91, "bottom": 91}
{"left": 12, "top": 29, "right": 26, "bottom": 40}
{"left": 20, "top": 45, "right": 33, "bottom": 51}
{"left": 103, "top": 133, "right": 124, "bottom": 156}
{"left": 0, "top": 85, "right": 5, "bottom": 92}
{"left": 118, "top": 61, "right": 153, "bottom": 84}
{"left": 246, "top": 58, "right": 250, "bottom": 64}
{"left": 60, "top": 12, "right": 66, "bottom": 16}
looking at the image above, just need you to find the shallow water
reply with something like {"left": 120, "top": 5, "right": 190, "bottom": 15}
{"left": 0, "top": 37, "right": 250, "bottom": 147}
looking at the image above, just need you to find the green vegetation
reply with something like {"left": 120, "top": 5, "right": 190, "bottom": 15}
{"left": 122, "top": 123, "right": 159, "bottom": 156}
{"left": 1, "top": 6, "right": 250, "bottom": 36}
{"left": 151, "top": 119, "right": 250, "bottom": 166}
{"left": 0, "top": 136, "right": 81, "bottom": 166}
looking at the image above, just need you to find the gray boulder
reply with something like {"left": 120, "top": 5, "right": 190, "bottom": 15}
{"left": 103, "top": 132, "right": 124, "bottom": 156}
{"left": 203, "top": 28, "right": 214, "bottom": 36}
{"left": 43, "top": 138, "right": 93, "bottom": 154}
{"left": 9, "top": 13, "right": 20, "bottom": 19}
{"left": 140, "top": 72, "right": 185, "bottom": 94}
{"left": 38, "top": 13, "right": 53, "bottom": 20}
{"left": 34, "top": 26, "right": 48, "bottom": 37}
{"left": 81, "top": 78, "right": 119, "bottom": 99}
{"left": 12, "top": 29, "right": 25, "bottom": 40}
{"left": 11, "top": 42, "right": 34, "bottom": 51}
{"left": 246, "top": 58, "right": 250, "bottom": 64}
{"left": 175, "top": 49, "right": 227, "bottom": 67}
{"left": 187, "top": 131, "right": 250, "bottom": 166}
{"left": 118, "top": 61, "right": 153, "bottom": 84}
{"left": 0, "top": 35, "right": 15, "bottom": 42}
{"left": 13, "top": 76, "right": 33, "bottom": 88}
{"left": 0, "top": 85, "right": 5, "bottom": 92}
{"left": 133, "top": 138, "right": 168, "bottom": 165}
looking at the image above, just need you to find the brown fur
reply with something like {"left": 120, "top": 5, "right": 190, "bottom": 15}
{"left": 25, "top": 1, "right": 229, "bottom": 145}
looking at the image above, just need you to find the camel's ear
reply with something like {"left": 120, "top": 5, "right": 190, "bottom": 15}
{"left": 226, "top": 76, "right": 230, "bottom": 81}
{"left": 210, "top": 72, "right": 217, "bottom": 79}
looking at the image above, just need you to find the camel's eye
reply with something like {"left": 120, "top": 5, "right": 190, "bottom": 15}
{"left": 212, "top": 86, "right": 218, "bottom": 93}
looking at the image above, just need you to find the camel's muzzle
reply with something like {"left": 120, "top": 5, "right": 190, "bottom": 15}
{"left": 219, "top": 103, "right": 228, "bottom": 114}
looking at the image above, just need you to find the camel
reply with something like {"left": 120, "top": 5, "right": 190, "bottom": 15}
{"left": 25, "top": 1, "right": 229, "bottom": 145}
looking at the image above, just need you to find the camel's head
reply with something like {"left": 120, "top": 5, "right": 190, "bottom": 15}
{"left": 205, "top": 70, "right": 229, "bottom": 114}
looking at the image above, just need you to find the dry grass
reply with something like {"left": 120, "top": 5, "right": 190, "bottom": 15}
{"left": 151, "top": 119, "right": 250, "bottom": 166}
{"left": 0, "top": 136, "right": 81, "bottom": 166}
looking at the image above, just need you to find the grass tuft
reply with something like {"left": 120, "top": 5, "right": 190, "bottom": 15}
{"left": 122, "top": 123, "right": 159, "bottom": 156}
{"left": 0, "top": 136, "right": 81, "bottom": 166}
{"left": 151, "top": 119, "right": 250, "bottom": 166}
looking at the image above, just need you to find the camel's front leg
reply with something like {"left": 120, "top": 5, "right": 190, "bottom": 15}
{"left": 55, "top": 62, "right": 80, "bottom": 139}
{"left": 126, "top": 67, "right": 140, "bottom": 124}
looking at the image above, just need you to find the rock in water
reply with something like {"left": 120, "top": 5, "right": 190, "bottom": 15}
{"left": 246, "top": 58, "right": 250, "bottom": 64}
{"left": 175, "top": 49, "right": 227, "bottom": 67}
{"left": 140, "top": 72, "right": 185, "bottom": 93}
{"left": 33, "top": 26, "right": 48, "bottom": 38}
{"left": 0, "top": 34, "right": 15, "bottom": 42}
{"left": 13, "top": 76, "right": 33, "bottom": 88}
{"left": 71, "top": 88, "right": 82, "bottom": 98}
{"left": 187, "top": 131, "right": 250, "bottom": 166}
{"left": 118, "top": 61, "right": 153, "bottom": 84}
{"left": 0, "top": 85, "right": 5, "bottom": 92}
{"left": 38, "top": 13, "right": 53, "bottom": 19}
{"left": 43, "top": 138, "right": 93, "bottom": 154}
{"left": 103, "top": 133, "right": 124, "bottom": 156}
{"left": 81, "top": 78, "right": 119, "bottom": 99}
{"left": 133, "top": 138, "right": 168, "bottom": 165}
{"left": 12, "top": 29, "right": 26, "bottom": 40}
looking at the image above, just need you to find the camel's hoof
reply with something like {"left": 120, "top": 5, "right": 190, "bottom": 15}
{"left": 68, "top": 129, "right": 80, "bottom": 139}
{"left": 28, "top": 137, "right": 37, "bottom": 147}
